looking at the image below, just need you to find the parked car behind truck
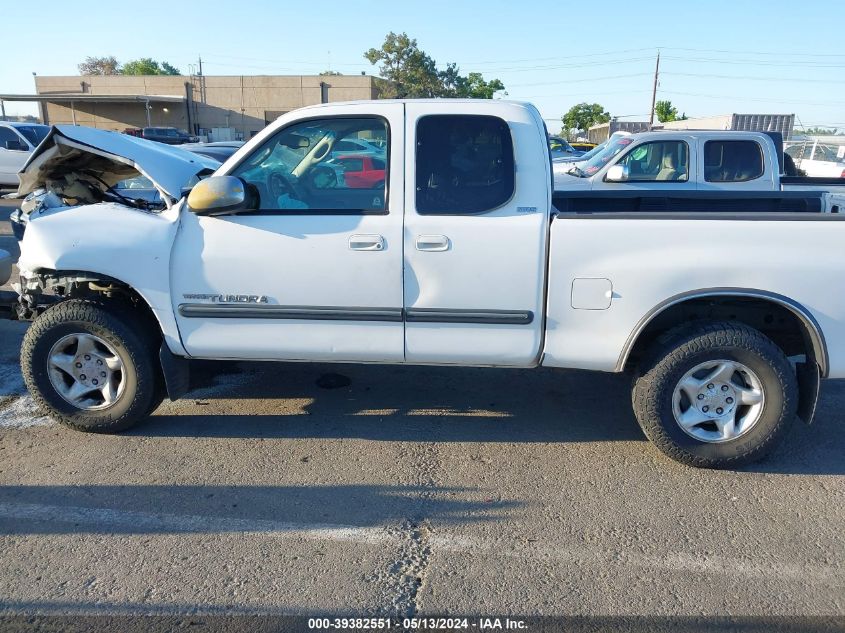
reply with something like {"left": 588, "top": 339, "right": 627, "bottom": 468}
{"left": 0, "top": 122, "right": 50, "bottom": 186}
{"left": 124, "top": 127, "right": 199, "bottom": 145}
{"left": 4, "top": 101, "right": 845, "bottom": 471}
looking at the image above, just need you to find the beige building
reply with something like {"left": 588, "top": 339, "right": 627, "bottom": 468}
{"left": 1, "top": 74, "right": 381, "bottom": 141}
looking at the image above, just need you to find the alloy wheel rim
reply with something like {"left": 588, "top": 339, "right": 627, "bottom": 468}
{"left": 47, "top": 333, "right": 126, "bottom": 411}
{"left": 671, "top": 359, "right": 765, "bottom": 443}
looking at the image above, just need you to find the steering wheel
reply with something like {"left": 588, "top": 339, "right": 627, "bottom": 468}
{"left": 268, "top": 171, "right": 296, "bottom": 199}
{"left": 308, "top": 166, "right": 338, "bottom": 190}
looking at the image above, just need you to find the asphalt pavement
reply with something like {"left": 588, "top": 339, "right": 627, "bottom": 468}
{"left": 0, "top": 199, "right": 843, "bottom": 630}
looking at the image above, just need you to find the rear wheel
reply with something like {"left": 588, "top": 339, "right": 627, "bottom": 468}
{"left": 21, "top": 300, "right": 163, "bottom": 433}
{"left": 632, "top": 321, "right": 797, "bottom": 468}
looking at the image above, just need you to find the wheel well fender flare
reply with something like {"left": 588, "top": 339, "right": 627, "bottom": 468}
{"left": 616, "top": 287, "right": 829, "bottom": 377}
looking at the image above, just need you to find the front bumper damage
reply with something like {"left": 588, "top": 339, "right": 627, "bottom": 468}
{"left": 0, "top": 265, "right": 59, "bottom": 321}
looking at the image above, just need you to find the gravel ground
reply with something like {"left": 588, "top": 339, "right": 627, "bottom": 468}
{"left": 0, "top": 202, "right": 843, "bottom": 631}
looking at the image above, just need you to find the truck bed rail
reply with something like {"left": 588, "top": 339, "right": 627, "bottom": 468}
{"left": 552, "top": 190, "right": 827, "bottom": 215}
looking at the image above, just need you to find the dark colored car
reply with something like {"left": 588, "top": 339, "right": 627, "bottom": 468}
{"left": 125, "top": 127, "right": 199, "bottom": 145}
{"left": 179, "top": 141, "right": 244, "bottom": 163}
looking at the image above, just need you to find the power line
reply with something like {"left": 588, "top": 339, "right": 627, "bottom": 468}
{"left": 659, "top": 89, "right": 843, "bottom": 108}
{"left": 525, "top": 89, "right": 652, "bottom": 99}
{"left": 663, "top": 71, "right": 845, "bottom": 84}
{"left": 443, "top": 56, "right": 655, "bottom": 73}
{"left": 508, "top": 72, "right": 652, "bottom": 88}
{"left": 661, "top": 55, "right": 845, "bottom": 69}
{"left": 662, "top": 46, "right": 845, "bottom": 58}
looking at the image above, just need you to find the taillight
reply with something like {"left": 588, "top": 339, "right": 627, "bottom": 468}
{"left": 841, "top": 169, "right": 845, "bottom": 178}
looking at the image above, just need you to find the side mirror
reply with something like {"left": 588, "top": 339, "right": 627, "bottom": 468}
{"left": 605, "top": 164, "right": 629, "bottom": 182}
{"left": 187, "top": 176, "right": 255, "bottom": 215}
{"left": 4, "top": 140, "right": 27, "bottom": 151}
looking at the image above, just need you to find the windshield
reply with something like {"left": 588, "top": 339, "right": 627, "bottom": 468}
{"left": 573, "top": 135, "right": 635, "bottom": 177}
{"left": 15, "top": 125, "right": 50, "bottom": 147}
{"left": 573, "top": 140, "right": 609, "bottom": 163}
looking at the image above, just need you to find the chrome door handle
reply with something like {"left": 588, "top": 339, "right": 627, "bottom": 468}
{"left": 349, "top": 234, "right": 385, "bottom": 251}
{"left": 416, "top": 235, "right": 450, "bottom": 252}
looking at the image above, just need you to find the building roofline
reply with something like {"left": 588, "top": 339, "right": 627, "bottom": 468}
{"left": 0, "top": 93, "right": 185, "bottom": 103}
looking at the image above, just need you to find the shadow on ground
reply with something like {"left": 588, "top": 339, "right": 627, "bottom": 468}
{"left": 0, "top": 483, "right": 518, "bottom": 535}
{"left": 139, "top": 360, "right": 645, "bottom": 444}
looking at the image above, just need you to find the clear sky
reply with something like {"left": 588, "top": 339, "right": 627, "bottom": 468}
{"left": 4, "top": 0, "right": 844, "bottom": 131}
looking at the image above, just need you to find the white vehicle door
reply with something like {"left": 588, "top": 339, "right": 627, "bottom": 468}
{"left": 402, "top": 102, "right": 549, "bottom": 366}
{"left": 0, "top": 126, "right": 31, "bottom": 185}
{"left": 591, "top": 137, "right": 697, "bottom": 191}
{"left": 171, "top": 103, "right": 405, "bottom": 362}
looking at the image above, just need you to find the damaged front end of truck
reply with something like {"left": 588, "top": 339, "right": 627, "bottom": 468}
{"left": 1, "top": 125, "right": 219, "bottom": 322}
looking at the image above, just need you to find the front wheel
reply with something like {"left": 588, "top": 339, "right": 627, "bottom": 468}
{"left": 632, "top": 321, "right": 798, "bottom": 468}
{"left": 21, "top": 300, "right": 163, "bottom": 433}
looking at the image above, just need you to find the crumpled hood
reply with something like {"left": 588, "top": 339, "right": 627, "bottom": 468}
{"left": 18, "top": 125, "right": 219, "bottom": 201}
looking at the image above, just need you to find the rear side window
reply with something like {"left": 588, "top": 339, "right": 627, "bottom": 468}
{"left": 415, "top": 115, "right": 515, "bottom": 214}
{"left": 704, "top": 140, "right": 764, "bottom": 182}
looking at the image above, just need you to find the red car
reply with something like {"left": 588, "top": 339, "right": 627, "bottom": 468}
{"left": 335, "top": 154, "right": 386, "bottom": 189}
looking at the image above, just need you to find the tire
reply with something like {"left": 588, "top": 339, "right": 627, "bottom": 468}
{"left": 632, "top": 321, "right": 797, "bottom": 469}
{"left": 21, "top": 299, "right": 164, "bottom": 433}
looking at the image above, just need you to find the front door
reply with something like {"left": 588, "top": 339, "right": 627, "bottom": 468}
{"left": 402, "top": 102, "right": 549, "bottom": 366}
{"left": 171, "top": 103, "right": 405, "bottom": 362}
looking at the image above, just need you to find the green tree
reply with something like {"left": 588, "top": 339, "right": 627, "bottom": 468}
{"left": 797, "top": 126, "right": 841, "bottom": 135}
{"left": 160, "top": 61, "right": 181, "bottom": 76}
{"left": 655, "top": 100, "right": 679, "bottom": 123}
{"left": 457, "top": 72, "right": 505, "bottom": 99}
{"left": 319, "top": 70, "right": 343, "bottom": 76}
{"left": 365, "top": 32, "right": 442, "bottom": 98}
{"left": 121, "top": 58, "right": 180, "bottom": 75}
{"left": 78, "top": 56, "right": 120, "bottom": 75}
{"left": 561, "top": 103, "right": 611, "bottom": 139}
{"left": 365, "top": 32, "right": 505, "bottom": 99}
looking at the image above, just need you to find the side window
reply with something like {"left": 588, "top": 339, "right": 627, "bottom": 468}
{"left": 416, "top": 115, "right": 515, "bottom": 214}
{"left": 704, "top": 140, "right": 764, "bottom": 183}
{"left": 785, "top": 144, "right": 803, "bottom": 160}
{"left": 613, "top": 141, "right": 689, "bottom": 182}
{"left": 0, "top": 127, "right": 21, "bottom": 147}
{"left": 232, "top": 117, "right": 388, "bottom": 213}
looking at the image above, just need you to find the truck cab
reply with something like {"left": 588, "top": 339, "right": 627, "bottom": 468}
{"left": 170, "top": 100, "right": 550, "bottom": 366}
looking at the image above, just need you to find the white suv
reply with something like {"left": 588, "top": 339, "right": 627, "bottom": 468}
{"left": 0, "top": 122, "right": 50, "bottom": 187}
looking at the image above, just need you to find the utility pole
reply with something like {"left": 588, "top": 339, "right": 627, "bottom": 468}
{"left": 649, "top": 50, "right": 660, "bottom": 127}
{"left": 198, "top": 55, "right": 203, "bottom": 77}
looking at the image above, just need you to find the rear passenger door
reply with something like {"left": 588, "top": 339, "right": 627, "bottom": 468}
{"left": 403, "top": 103, "right": 549, "bottom": 366}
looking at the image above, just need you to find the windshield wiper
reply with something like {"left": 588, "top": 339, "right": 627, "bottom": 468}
{"left": 83, "top": 171, "right": 149, "bottom": 209}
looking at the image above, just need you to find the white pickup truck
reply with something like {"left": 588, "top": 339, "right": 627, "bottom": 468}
{"left": 555, "top": 130, "right": 845, "bottom": 211}
{"left": 3, "top": 99, "right": 844, "bottom": 469}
